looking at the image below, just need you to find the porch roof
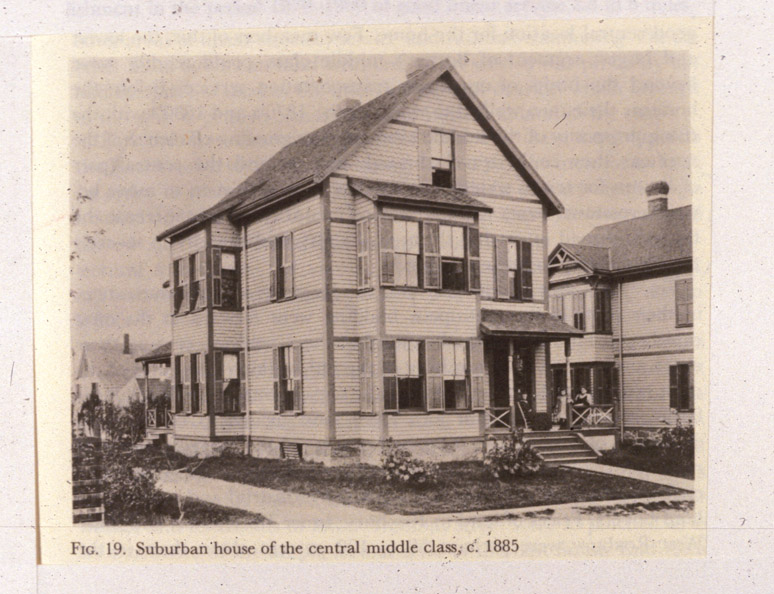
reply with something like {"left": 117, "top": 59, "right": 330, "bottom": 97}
{"left": 480, "top": 309, "right": 583, "bottom": 340}
{"left": 135, "top": 341, "right": 171, "bottom": 365}
{"left": 349, "top": 178, "right": 493, "bottom": 213}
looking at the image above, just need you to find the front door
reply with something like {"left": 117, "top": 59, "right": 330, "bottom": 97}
{"left": 488, "top": 339, "right": 536, "bottom": 410}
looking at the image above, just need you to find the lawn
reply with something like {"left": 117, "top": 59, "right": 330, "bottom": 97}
{"left": 105, "top": 494, "right": 272, "bottom": 525}
{"left": 599, "top": 447, "right": 694, "bottom": 480}
{"left": 187, "top": 453, "right": 685, "bottom": 515}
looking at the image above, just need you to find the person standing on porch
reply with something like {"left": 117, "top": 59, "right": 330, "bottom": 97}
{"left": 554, "top": 388, "right": 569, "bottom": 427}
{"left": 571, "top": 386, "right": 592, "bottom": 428}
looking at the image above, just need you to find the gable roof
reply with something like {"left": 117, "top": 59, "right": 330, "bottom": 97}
{"left": 158, "top": 59, "right": 563, "bottom": 241}
{"left": 75, "top": 342, "right": 150, "bottom": 390}
{"left": 349, "top": 178, "right": 493, "bottom": 213}
{"left": 550, "top": 205, "right": 692, "bottom": 275}
{"left": 136, "top": 341, "right": 172, "bottom": 364}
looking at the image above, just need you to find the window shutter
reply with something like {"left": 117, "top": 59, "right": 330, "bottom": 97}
{"left": 238, "top": 351, "right": 246, "bottom": 413}
{"left": 379, "top": 217, "right": 395, "bottom": 286}
{"left": 284, "top": 234, "right": 294, "bottom": 298}
{"left": 356, "top": 219, "right": 371, "bottom": 290}
{"left": 199, "top": 250, "right": 208, "bottom": 307}
{"left": 382, "top": 340, "right": 397, "bottom": 412}
{"left": 200, "top": 353, "right": 208, "bottom": 414}
{"left": 425, "top": 340, "right": 444, "bottom": 411}
{"left": 169, "top": 261, "right": 175, "bottom": 315}
{"left": 520, "top": 242, "right": 533, "bottom": 301}
{"left": 495, "top": 237, "right": 509, "bottom": 299}
{"left": 269, "top": 239, "right": 277, "bottom": 301}
{"left": 688, "top": 363, "right": 694, "bottom": 410}
{"left": 423, "top": 221, "right": 441, "bottom": 289}
{"left": 467, "top": 226, "right": 480, "bottom": 292}
{"left": 453, "top": 133, "right": 467, "bottom": 190}
{"left": 359, "top": 340, "right": 374, "bottom": 414}
{"left": 469, "top": 340, "right": 485, "bottom": 409}
{"left": 212, "top": 247, "right": 222, "bottom": 307}
{"left": 669, "top": 365, "right": 678, "bottom": 409}
{"left": 183, "top": 356, "right": 192, "bottom": 413}
{"left": 213, "top": 350, "right": 224, "bottom": 414}
{"left": 292, "top": 344, "right": 303, "bottom": 412}
{"left": 272, "top": 347, "right": 280, "bottom": 413}
{"left": 418, "top": 126, "right": 432, "bottom": 185}
{"left": 171, "top": 356, "right": 178, "bottom": 413}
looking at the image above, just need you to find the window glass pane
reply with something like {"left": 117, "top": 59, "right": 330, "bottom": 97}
{"left": 395, "top": 341, "right": 409, "bottom": 376}
{"left": 451, "top": 227, "right": 464, "bottom": 258}
{"left": 393, "top": 220, "right": 406, "bottom": 253}
{"left": 406, "top": 255, "right": 418, "bottom": 287}
{"left": 409, "top": 341, "right": 420, "bottom": 375}
{"left": 406, "top": 222, "right": 419, "bottom": 254}
{"left": 507, "top": 241, "right": 518, "bottom": 269}
{"left": 442, "top": 342, "right": 455, "bottom": 375}
{"left": 222, "top": 252, "right": 236, "bottom": 270}
{"left": 442, "top": 260, "right": 465, "bottom": 291}
{"left": 455, "top": 342, "right": 467, "bottom": 375}
{"left": 431, "top": 131, "right": 441, "bottom": 157}
{"left": 440, "top": 225, "right": 452, "bottom": 256}
{"left": 394, "top": 253, "right": 407, "bottom": 286}
{"left": 223, "top": 353, "right": 238, "bottom": 379}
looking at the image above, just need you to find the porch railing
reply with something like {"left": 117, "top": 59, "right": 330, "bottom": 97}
{"left": 146, "top": 409, "right": 156, "bottom": 429}
{"left": 145, "top": 409, "right": 173, "bottom": 430}
{"left": 485, "top": 407, "right": 512, "bottom": 431}
{"left": 570, "top": 404, "right": 615, "bottom": 428}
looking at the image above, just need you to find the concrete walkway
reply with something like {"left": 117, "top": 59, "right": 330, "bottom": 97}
{"left": 156, "top": 470, "right": 402, "bottom": 525}
{"left": 561, "top": 462, "right": 695, "bottom": 491}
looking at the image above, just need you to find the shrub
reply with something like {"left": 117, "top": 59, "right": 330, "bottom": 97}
{"left": 658, "top": 420, "right": 694, "bottom": 466}
{"left": 380, "top": 440, "right": 438, "bottom": 487}
{"left": 531, "top": 413, "right": 553, "bottom": 431}
{"left": 484, "top": 430, "right": 544, "bottom": 480}
{"left": 102, "top": 443, "right": 165, "bottom": 524}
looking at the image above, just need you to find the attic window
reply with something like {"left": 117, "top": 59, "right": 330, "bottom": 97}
{"left": 431, "top": 131, "right": 453, "bottom": 188}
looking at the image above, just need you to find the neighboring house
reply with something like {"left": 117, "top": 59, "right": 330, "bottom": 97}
{"left": 115, "top": 376, "right": 171, "bottom": 409}
{"left": 156, "top": 58, "right": 590, "bottom": 463}
{"left": 548, "top": 182, "right": 693, "bottom": 435}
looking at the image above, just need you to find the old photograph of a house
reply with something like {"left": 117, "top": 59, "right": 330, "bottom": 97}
{"left": 56, "top": 26, "right": 707, "bottom": 534}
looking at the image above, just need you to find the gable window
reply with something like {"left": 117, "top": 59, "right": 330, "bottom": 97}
{"left": 173, "top": 257, "right": 189, "bottom": 315}
{"left": 430, "top": 131, "right": 453, "bottom": 188}
{"left": 273, "top": 345, "right": 302, "bottom": 413}
{"left": 393, "top": 220, "right": 420, "bottom": 287}
{"left": 383, "top": 340, "right": 424, "bottom": 412}
{"left": 442, "top": 342, "right": 469, "bottom": 410}
{"left": 594, "top": 290, "right": 612, "bottom": 334}
{"left": 495, "top": 239, "right": 533, "bottom": 301}
{"left": 356, "top": 219, "right": 371, "bottom": 290}
{"left": 572, "top": 293, "right": 586, "bottom": 331}
{"left": 675, "top": 279, "right": 693, "bottom": 327}
{"left": 669, "top": 363, "right": 694, "bottom": 411}
{"left": 189, "top": 252, "right": 207, "bottom": 311}
{"left": 269, "top": 235, "right": 294, "bottom": 301}
{"left": 212, "top": 248, "right": 240, "bottom": 309}
{"left": 440, "top": 224, "right": 466, "bottom": 290}
{"left": 550, "top": 296, "right": 564, "bottom": 321}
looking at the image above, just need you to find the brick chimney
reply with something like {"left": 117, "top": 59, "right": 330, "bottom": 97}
{"left": 646, "top": 181, "right": 669, "bottom": 214}
{"left": 123, "top": 333, "right": 131, "bottom": 355}
{"left": 335, "top": 98, "right": 361, "bottom": 118}
{"left": 405, "top": 57, "right": 434, "bottom": 79}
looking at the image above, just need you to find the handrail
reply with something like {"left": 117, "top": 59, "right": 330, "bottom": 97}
{"left": 570, "top": 404, "right": 615, "bottom": 428}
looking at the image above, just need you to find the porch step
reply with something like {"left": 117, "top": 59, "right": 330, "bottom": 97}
{"left": 522, "top": 432, "right": 599, "bottom": 466}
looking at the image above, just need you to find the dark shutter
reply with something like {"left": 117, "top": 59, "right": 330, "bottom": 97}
{"left": 169, "top": 261, "right": 175, "bottom": 315}
{"left": 423, "top": 221, "right": 441, "bottom": 289}
{"left": 669, "top": 365, "right": 678, "bottom": 409}
{"left": 454, "top": 133, "right": 467, "bottom": 189}
{"left": 359, "top": 340, "right": 373, "bottom": 414}
{"left": 269, "top": 239, "right": 277, "bottom": 301}
{"left": 469, "top": 340, "right": 485, "bottom": 409}
{"left": 382, "top": 341, "right": 397, "bottom": 412}
{"left": 520, "top": 241, "right": 533, "bottom": 301}
{"left": 418, "top": 126, "right": 432, "bottom": 185}
{"left": 238, "top": 351, "right": 246, "bottom": 413}
{"left": 200, "top": 353, "right": 208, "bottom": 415}
{"left": 425, "top": 340, "right": 444, "bottom": 411}
{"left": 171, "top": 355, "right": 178, "bottom": 413}
{"left": 199, "top": 250, "right": 208, "bottom": 307}
{"left": 211, "top": 247, "right": 222, "bottom": 307}
{"left": 467, "top": 226, "right": 480, "bottom": 292}
{"left": 293, "top": 344, "right": 303, "bottom": 412}
{"left": 495, "top": 237, "right": 509, "bottom": 299}
{"left": 183, "top": 355, "right": 192, "bottom": 413}
{"left": 284, "top": 234, "right": 294, "bottom": 298}
{"left": 688, "top": 363, "right": 694, "bottom": 410}
{"left": 213, "top": 350, "right": 224, "bottom": 414}
{"left": 379, "top": 217, "right": 395, "bottom": 286}
{"left": 272, "top": 347, "right": 280, "bottom": 413}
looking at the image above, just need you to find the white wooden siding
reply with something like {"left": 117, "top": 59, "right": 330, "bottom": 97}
{"left": 381, "top": 206, "right": 475, "bottom": 225}
{"left": 174, "top": 415, "right": 209, "bottom": 437}
{"left": 333, "top": 342, "right": 359, "bottom": 412}
{"left": 213, "top": 310, "right": 244, "bottom": 348}
{"left": 384, "top": 291, "right": 478, "bottom": 337}
{"left": 551, "top": 334, "right": 615, "bottom": 364}
{"left": 292, "top": 223, "right": 323, "bottom": 293}
{"left": 172, "top": 311, "right": 208, "bottom": 352}
{"left": 247, "top": 348, "right": 273, "bottom": 413}
{"left": 550, "top": 266, "right": 590, "bottom": 283}
{"left": 245, "top": 194, "right": 321, "bottom": 244}
{"left": 357, "top": 290, "right": 378, "bottom": 336}
{"left": 621, "top": 334, "right": 693, "bottom": 356}
{"left": 335, "top": 416, "right": 360, "bottom": 440}
{"left": 249, "top": 414, "right": 328, "bottom": 441}
{"left": 622, "top": 353, "right": 694, "bottom": 428}
{"left": 620, "top": 272, "right": 693, "bottom": 338}
{"left": 480, "top": 299, "right": 546, "bottom": 313}
{"left": 245, "top": 242, "right": 270, "bottom": 306}
{"left": 170, "top": 229, "right": 206, "bottom": 260}
{"left": 215, "top": 416, "right": 244, "bottom": 436}
{"left": 211, "top": 215, "right": 241, "bottom": 248}
{"left": 466, "top": 136, "right": 537, "bottom": 198}
{"left": 332, "top": 293, "right": 357, "bottom": 337}
{"left": 330, "top": 222, "right": 357, "bottom": 290}
{"left": 355, "top": 195, "right": 375, "bottom": 220}
{"left": 248, "top": 295, "right": 324, "bottom": 348}
{"left": 534, "top": 344, "right": 547, "bottom": 413}
{"left": 359, "top": 415, "right": 381, "bottom": 441}
{"left": 397, "top": 80, "right": 483, "bottom": 135}
{"left": 387, "top": 414, "right": 480, "bottom": 440}
{"left": 478, "top": 196, "right": 543, "bottom": 239}
{"left": 337, "top": 123, "right": 419, "bottom": 184}
{"left": 329, "top": 176, "right": 356, "bottom": 220}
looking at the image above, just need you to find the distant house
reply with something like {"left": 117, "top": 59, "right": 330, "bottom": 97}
{"left": 115, "top": 376, "right": 171, "bottom": 409}
{"left": 548, "top": 182, "right": 692, "bottom": 434}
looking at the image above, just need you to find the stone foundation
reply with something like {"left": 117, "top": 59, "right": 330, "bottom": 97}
{"left": 579, "top": 431, "right": 616, "bottom": 452}
{"left": 174, "top": 438, "right": 243, "bottom": 458}
{"left": 248, "top": 440, "right": 282, "bottom": 460}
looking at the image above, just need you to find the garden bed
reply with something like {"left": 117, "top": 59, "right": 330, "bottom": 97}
{"left": 186, "top": 453, "right": 685, "bottom": 515}
{"left": 599, "top": 447, "right": 694, "bottom": 480}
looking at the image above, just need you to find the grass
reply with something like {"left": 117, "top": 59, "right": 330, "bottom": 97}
{"left": 599, "top": 446, "right": 694, "bottom": 480}
{"left": 187, "top": 453, "right": 685, "bottom": 515}
{"left": 105, "top": 494, "right": 272, "bottom": 525}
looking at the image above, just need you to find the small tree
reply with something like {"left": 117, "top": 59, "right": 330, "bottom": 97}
{"left": 78, "top": 391, "right": 102, "bottom": 437}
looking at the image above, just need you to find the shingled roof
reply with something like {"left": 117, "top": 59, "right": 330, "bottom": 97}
{"left": 349, "top": 178, "right": 493, "bottom": 212}
{"left": 158, "top": 58, "right": 563, "bottom": 241}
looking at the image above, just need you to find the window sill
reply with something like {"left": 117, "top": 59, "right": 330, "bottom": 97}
{"left": 675, "top": 323, "right": 693, "bottom": 329}
{"left": 491, "top": 297, "right": 534, "bottom": 304}
{"left": 217, "top": 412, "right": 246, "bottom": 417}
{"left": 385, "top": 410, "right": 475, "bottom": 416}
{"left": 213, "top": 306, "right": 243, "bottom": 313}
{"left": 272, "top": 296, "right": 296, "bottom": 304}
{"left": 356, "top": 287, "right": 375, "bottom": 294}
{"left": 278, "top": 411, "right": 304, "bottom": 416}
{"left": 172, "top": 307, "right": 207, "bottom": 318}
{"left": 384, "top": 286, "right": 475, "bottom": 296}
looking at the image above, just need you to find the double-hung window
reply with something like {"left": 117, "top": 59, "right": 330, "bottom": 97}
{"left": 356, "top": 219, "right": 371, "bottom": 290}
{"left": 189, "top": 252, "right": 207, "bottom": 311}
{"left": 269, "top": 235, "right": 294, "bottom": 301}
{"left": 173, "top": 355, "right": 184, "bottom": 412}
{"left": 173, "top": 258, "right": 189, "bottom": 314}
{"left": 273, "top": 345, "right": 302, "bottom": 413}
{"left": 572, "top": 293, "right": 586, "bottom": 331}
{"left": 190, "top": 353, "right": 201, "bottom": 413}
{"left": 594, "top": 290, "right": 612, "bottom": 334}
{"left": 669, "top": 363, "right": 694, "bottom": 411}
{"left": 213, "top": 350, "right": 245, "bottom": 413}
{"left": 495, "top": 239, "right": 533, "bottom": 301}
{"left": 442, "top": 342, "right": 468, "bottom": 410}
{"left": 393, "top": 220, "right": 420, "bottom": 287}
{"left": 212, "top": 248, "right": 240, "bottom": 309}
{"left": 675, "top": 279, "right": 693, "bottom": 327}
{"left": 383, "top": 340, "right": 424, "bottom": 412}
{"left": 431, "top": 131, "right": 453, "bottom": 188}
{"left": 440, "top": 225, "right": 466, "bottom": 291}
{"left": 550, "top": 295, "right": 564, "bottom": 321}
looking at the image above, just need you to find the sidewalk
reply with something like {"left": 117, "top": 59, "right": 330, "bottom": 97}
{"left": 156, "top": 470, "right": 401, "bottom": 525}
{"left": 560, "top": 462, "right": 695, "bottom": 491}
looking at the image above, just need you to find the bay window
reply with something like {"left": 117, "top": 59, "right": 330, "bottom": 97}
{"left": 669, "top": 363, "right": 694, "bottom": 411}
{"left": 393, "top": 220, "right": 420, "bottom": 287}
{"left": 213, "top": 248, "right": 240, "bottom": 309}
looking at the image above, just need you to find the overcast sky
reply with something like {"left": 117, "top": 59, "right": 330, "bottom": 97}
{"left": 69, "top": 51, "right": 691, "bottom": 348}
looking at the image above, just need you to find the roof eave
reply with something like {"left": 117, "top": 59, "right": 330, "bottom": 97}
{"left": 611, "top": 257, "right": 692, "bottom": 277}
{"left": 480, "top": 328, "right": 583, "bottom": 340}
{"left": 229, "top": 176, "right": 318, "bottom": 221}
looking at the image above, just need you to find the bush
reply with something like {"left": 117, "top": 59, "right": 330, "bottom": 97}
{"left": 102, "top": 443, "right": 165, "bottom": 524}
{"left": 381, "top": 440, "right": 438, "bottom": 487}
{"left": 658, "top": 420, "right": 694, "bottom": 466}
{"left": 531, "top": 413, "right": 554, "bottom": 431}
{"left": 484, "top": 430, "right": 544, "bottom": 480}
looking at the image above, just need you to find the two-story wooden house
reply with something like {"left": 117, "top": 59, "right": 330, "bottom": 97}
{"left": 156, "top": 58, "right": 593, "bottom": 464}
{"left": 548, "top": 182, "right": 693, "bottom": 437}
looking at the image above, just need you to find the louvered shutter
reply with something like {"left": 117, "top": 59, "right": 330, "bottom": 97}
{"left": 520, "top": 242, "right": 533, "bottom": 301}
{"left": 382, "top": 341, "right": 397, "bottom": 412}
{"left": 669, "top": 365, "right": 678, "bottom": 409}
{"left": 379, "top": 217, "right": 395, "bottom": 286}
{"left": 423, "top": 221, "right": 441, "bottom": 289}
{"left": 200, "top": 353, "right": 208, "bottom": 414}
{"left": 284, "top": 234, "right": 294, "bottom": 298}
{"left": 183, "top": 355, "right": 192, "bottom": 413}
{"left": 239, "top": 351, "right": 246, "bottom": 413}
{"left": 171, "top": 356, "right": 178, "bottom": 413}
{"left": 688, "top": 363, "right": 694, "bottom": 410}
{"left": 199, "top": 250, "right": 207, "bottom": 308}
{"left": 467, "top": 226, "right": 480, "bottom": 292}
{"left": 359, "top": 340, "right": 373, "bottom": 414}
{"left": 418, "top": 126, "right": 432, "bottom": 185}
{"left": 612, "top": 366, "right": 619, "bottom": 406}
{"left": 495, "top": 237, "right": 509, "bottom": 299}
{"left": 212, "top": 247, "right": 222, "bottom": 307}
{"left": 272, "top": 347, "right": 280, "bottom": 413}
{"left": 268, "top": 239, "right": 277, "bottom": 301}
{"left": 469, "top": 340, "right": 485, "bottom": 409}
{"left": 292, "top": 344, "right": 303, "bottom": 412}
{"left": 213, "top": 350, "right": 224, "bottom": 413}
{"left": 425, "top": 340, "right": 444, "bottom": 411}
{"left": 169, "top": 260, "right": 175, "bottom": 315}
{"left": 454, "top": 133, "right": 467, "bottom": 189}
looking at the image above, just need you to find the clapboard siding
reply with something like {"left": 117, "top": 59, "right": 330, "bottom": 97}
{"left": 172, "top": 311, "right": 208, "bottom": 352}
{"left": 480, "top": 299, "right": 546, "bottom": 313}
{"left": 170, "top": 229, "right": 206, "bottom": 260}
{"left": 357, "top": 290, "right": 378, "bottom": 336}
{"left": 467, "top": 136, "right": 537, "bottom": 198}
{"left": 331, "top": 222, "right": 357, "bottom": 289}
{"left": 478, "top": 195, "right": 543, "bottom": 239}
{"left": 249, "top": 414, "right": 328, "bottom": 441}
{"left": 337, "top": 123, "right": 419, "bottom": 185}
{"left": 360, "top": 415, "right": 381, "bottom": 441}
{"left": 535, "top": 344, "right": 547, "bottom": 413}
{"left": 622, "top": 353, "right": 694, "bottom": 428}
{"left": 293, "top": 223, "right": 324, "bottom": 293}
{"left": 355, "top": 195, "right": 375, "bottom": 220}
{"left": 245, "top": 242, "right": 270, "bottom": 305}
{"left": 211, "top": 215, "right": 241, "bottom": 248}
{"left": 247, "top": 348, "right": 273, "bottom": 413}
{"left": 384, "top": 291, "right": 478, "bottom": 337}
{"left": 387, "top": 413, "right": 480, "bottom": 440}
{"left": 551, "top": 334, "right": 615, "bottom": 364}
{"left": 381, "top": 206, "right": 475, "bottom": 225}
{"left": 245, "top": 194, "right": 321, "bottom": 244}
{"left": 174, "top": 415, "right": 209, "bottom": 437}
{"left": 329, "top": 176, "right": 356, "bottom": 220}
{"left": 332, "top": 293, "right": 357, "bottom": 336}
{"left": 333, "top": 342, "right": 360, "bottom": 412}
{"left": 212, "top": 310, "right": 244, "bottom": 348}
{"left": 620, "top": 273, "right": 692, "bottom": 338}
{"left": 248, "top": 294, "right": 324, "bottom": 348}
{"left": 215, "top": 416, "right": 245, "bottom": 436}
{"left": 335, "top": 416, "right": 360, "bottom": 440}
{"left": 620, "top": 333, "right": 693, "bottom": 355}
{"left": 550, "top": 266, "right": 590, "bottom": 283}
{"left": 398, "top": 80, "right": 483, "bottom": 135}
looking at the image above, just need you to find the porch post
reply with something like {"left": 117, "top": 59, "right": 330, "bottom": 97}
{"left": 564, "top": 339, "right": 572, "bottom": 428}
{"left": 508, "top": 340, "right": 516, "bottom": 430}
{"left": 143, "top": 362, "right": 149, "bottom": 436}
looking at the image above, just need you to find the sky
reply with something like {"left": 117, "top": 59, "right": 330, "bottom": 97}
{"left": 69, "top": 51, "right": 691, "bottom": 348}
